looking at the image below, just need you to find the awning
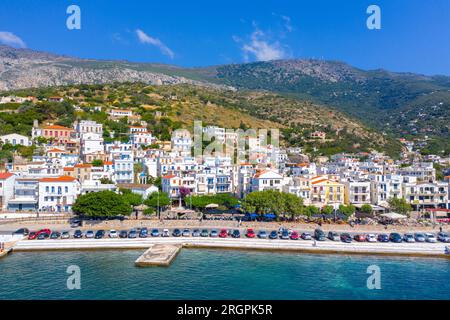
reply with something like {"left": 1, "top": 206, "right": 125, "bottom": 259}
{"left": 379, "top": 212, "right": 407, "bottom": 220}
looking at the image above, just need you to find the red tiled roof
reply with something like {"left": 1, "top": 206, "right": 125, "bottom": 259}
{"left": 43, "top": 125, "right": 73, "bottom": 131}
{"left": 39, "top": 176, "right": 77, "bottom": 183}
{"left": 0, "top": 173, "right": 14, "bottom": 180}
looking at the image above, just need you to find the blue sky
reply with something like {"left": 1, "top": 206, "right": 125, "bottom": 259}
{"left": 1, "top": 0, "right": 450, "bottom": 75}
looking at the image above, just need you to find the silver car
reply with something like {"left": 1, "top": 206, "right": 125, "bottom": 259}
{"left": 425, "top": 233, "right": 437, "bottom": 243}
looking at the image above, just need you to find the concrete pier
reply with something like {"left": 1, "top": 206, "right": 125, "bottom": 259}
{"left": 135, "top": 244, "right": 181, "bottom": 267}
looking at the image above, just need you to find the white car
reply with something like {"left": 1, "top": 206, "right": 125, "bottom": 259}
{"left": 162, "top": 229, "right": 170, "bottom": 237}
{"left": 425, "top": 233, "right": 437, "bottom": 243}
{"left": 85, "top": 230, "right": 94, "bottom": 238}
{"left": 109, "top": 230, "right": 118, "bottom": 238}
{"left": 366, "top": 234, "right": 377, "bottom": 242}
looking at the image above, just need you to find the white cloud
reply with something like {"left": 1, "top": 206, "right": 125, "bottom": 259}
{"left": 135, "top": 29, "right": 174, "bottom": 59}
{"left": 235, "top": 27, "right": 288, "bottom": 62}
{"left": 0, "top": 31, "right": 26, "bottom": 48}
{"left": 281, "top": 15, "right": 293, "bottom": 32}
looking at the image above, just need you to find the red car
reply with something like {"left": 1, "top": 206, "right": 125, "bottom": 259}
{"left": 219, "top": 229, "right": 228, "bottom": 238}
{"left": 246, "top": 228, "right": 256, "bottom": 238}
{"left": 28, "top": 232, "right": 37, "bottom": 240}
{"left": 354, "top": 234, "right": 366, "bottom": 242}
{"left": 37, "top": 228, "right": 51, "bottom": 236}
{"left": 290, "top": 231, "right": 300, "bottom": 240}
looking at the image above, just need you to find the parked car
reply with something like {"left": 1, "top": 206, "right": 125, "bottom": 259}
{"left": 95, "top": 230, "right": 105, "bottom": 239}
{"left": 328, "top": 231, "right": 340, "bottom": 241}
{"left": 353, "top": 234, "right": 366, "bottom": 242}
{"left": 200, "top": 229, "right": 209, "bottom": 237}
{"left": 50, "top": 231, "right": 61, "bottom": 239}
{"left": 232, "top": 229, "right": 241, "bottom": 238}
{"left": 280, "top": 230, "right": 290, "bottom": 240}
{"left": 119, "top": 230, "right": 128, "bottom": 238}
{"left": 210, "top": 229, "right": 218, "bottom": 237}
{"left": 377, "top": 234, "right": 389, "bottom": 242}
{"left": 139, "top": 228, "right": 148, "bottom": 238}
{"left": 340, "top": 233, "right": 352, "bottom": 243}
{"left": 109, "top": 230, "right": 118, "bottom": 238}
{"left": 301, "top": 232, "right": 312, "bottom": 240}
{"left": 258, "top": 230, "right": 267, "bottom": 239}
{"left": 314, "top": 229, "right": 326, "bottom": 241}
{"left": 414, "top": 233, "right": 426, "bottom": 242}
{"left": 128, "top": 229, "right": 138, "bottom": 239}
{"left": 246, "top": 228, "right": 256, "bottom": 238}
{"left": 425, "top": 233, "right": 437, "bottom": 243}
{"left": 85, "top": 230, "right": 94, "bottom": 239}
{"left": 290, "top": 231, "right": 300, "bottom": 240}
{"left": 389, "top": 233, "right": 402, "bottom": 243}
{"left": 73, "top": 230, "right": 83, "bottom": 238}
{"left": 192, "top": 229, "right": 200, "bottom": 237}
{"left": 269, "top": 230, "right": 278, "bottom": 239}
{"left": 162, "top": 229, "right": 170, "bottom": 237}
{"left": 219, "top": 229, "right": 228, "bottom": 238}
{"left": 37, "top": 232, "right": 49, "bottom": 240}
{"left": 37, "top": 229, "right": 51, "bottom": 236}
{"left": 70, "top": 219, "right": 81, "bottom": 228}
{"left": 13, "top": 228, "right": 29, "bottom": 236}
{"left": 437, "top": 232, "right": 450, "bottom": 243}
{"left": 366, "top": 234, "right": 377, "bottom": 242}
{"left": 182, "top": 229, "right": 190, "bottom": 237}
{"left": 61, "top": 231, "right": 70, "bottom": 239}
{"left": 403, "top": 233, "right": 415, "bottom": 243}
{"left": 151, "top": 229, "right": 160, "bottom": 237}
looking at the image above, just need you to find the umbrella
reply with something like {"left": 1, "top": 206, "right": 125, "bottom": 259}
{"left": 205, "top": 203, "right": 219, "bottom": 209}
{"left": 380, "top": 212, "right": 407, "bottom": 220}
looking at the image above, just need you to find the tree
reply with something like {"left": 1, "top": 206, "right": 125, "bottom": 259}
{"left": 283, "top": 193, "right": 304, "bottom": 220}
{"left": 100, "top": 177, "right": 114, "bottom": 184}
{"left": 387, "top": 197, "right": 412, "bottom": 216}
{"left": 360, "top": 204, "right": 373, "bottom": 214}
{"left": 242, "top": 190, "right": 304, "bottom": 219}
{"left": 72, "top": 191, "right": 132, "bottom": 217}
{"left": 321, "top": 205, "right": 334, "bottom": 216}
{"left": 339, "top": 204, "right": 356, "bottom": 218}
{"left": 144, "top": 191, "right": 171, "bottom": 215}
{"left": 91, "top": 159, "right": 104, "bottom": 167}
{"left": 121, "top": 191, "right": 143, "bottom": 207}
{"left": 304, "top": 205, "right": 319, "bottom": 217}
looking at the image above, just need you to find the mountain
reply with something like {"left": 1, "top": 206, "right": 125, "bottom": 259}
{"left": 0, "top": 45, "right": 227, "bottom": 91}
{"left": 1, "top": 45, "right": 449, "bottom": 155}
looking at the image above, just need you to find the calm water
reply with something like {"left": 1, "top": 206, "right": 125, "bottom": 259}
{"left": 0, "top": 249, "right": 449, "bottom": 300}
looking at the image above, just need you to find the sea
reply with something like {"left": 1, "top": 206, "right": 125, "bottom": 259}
{"left": 0, "top": 249, "right": 449, "bottom": 299}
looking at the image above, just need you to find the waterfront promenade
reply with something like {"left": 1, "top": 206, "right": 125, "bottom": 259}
{"left": 11, "top": 236, "right": 450, "bottom": 258}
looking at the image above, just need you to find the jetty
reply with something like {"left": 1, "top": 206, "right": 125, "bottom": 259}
{"left": 135, "top": 244, "right": 181, "bottom": 267}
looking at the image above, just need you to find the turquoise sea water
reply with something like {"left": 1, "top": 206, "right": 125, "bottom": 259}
{"left": 0, "top": 249, "right": 449, "bottom": 300}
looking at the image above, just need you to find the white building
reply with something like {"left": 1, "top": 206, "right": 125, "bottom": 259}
{"left": 0, "top": 134, "right": 31, "bottom": 147}
{"left": 345, "top": 181, "right": 371, "bottom": 204}
{"left": 0, "top": 173, "right": 15, "bottom": 211}
{"left": 251, "top": 170, "right": 285, "bottom": 192}
{"left": 75, "top": 120, "right": 103, "bottom": 136}
{"left": 370, "top": 174, "right": 403, "bottom": 206}
{"left": 38, "top": 176, "right": 81, "bottom": 212}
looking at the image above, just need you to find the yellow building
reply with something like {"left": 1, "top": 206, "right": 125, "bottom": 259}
{"left": 311, "top": 176, "right": 348, "bottom": 207}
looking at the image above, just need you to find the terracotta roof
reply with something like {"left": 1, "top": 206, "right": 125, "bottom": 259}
{"left": 162, "top": 174, "right": 176, "bottom": 179}
{"left": 47, "top": 148, "right": 65, "bottom": 153}
{"left": 74, "top": 163, "right": 92, "bottom": 168}
{"left": 104, "top": 161, "right": 113, "bottom": 165}
{"left": 311, "top": 178, "right": 328, "bottom": 185}
{"left": 0, "top": 172, "right": 14, "bottom": 180}
{"left": 39, "top": 176, "right": 77, "bottom": 183}
{"left": 63, "top": 167, "right": 74, "bottom": 171}
{"left": 43, "top": 125, "right": 73, "bottom": 130}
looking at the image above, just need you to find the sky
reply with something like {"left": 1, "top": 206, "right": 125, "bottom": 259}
{"left": 1, "top": 0, "right": 450, "bottom": 75}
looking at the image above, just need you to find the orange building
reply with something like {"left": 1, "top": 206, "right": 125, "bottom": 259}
{"left": 42, "top": 125, "right": 74, "bottom": 142}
